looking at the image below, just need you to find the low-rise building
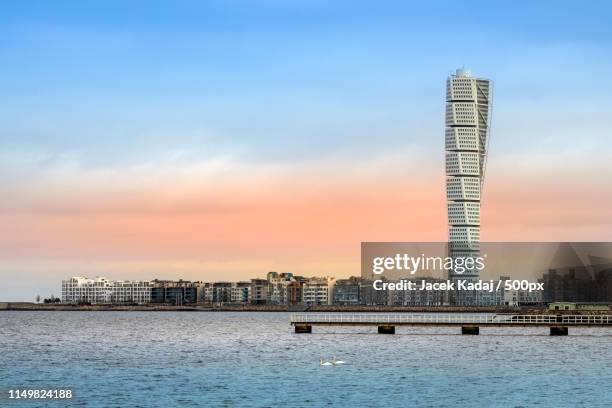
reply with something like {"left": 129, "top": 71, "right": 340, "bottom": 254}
{"left": 333, "top": 277, "right": 362, "bottom": 305}
{"left": 302, "top": 277, "right": 336, "bottom": 305}
{"left": 150, "top": 280, "right": 203, "bottom": 305}
{"left": 267, "top": 272, "right": 304, "bottom": 305}
{"left": 61, "top": 277, "right": 153, "bottom": 304}
{"left": 208, "top": 282, "right": 232, "bottom": 304}
{"left": 392, "top": 278, "right": 446, "bottom": 306}
{"left": 548, "top": 302, "right": 610, "bottom": 311}
{"left": 231, "top": 282, "right": 252, "bottom": 304}
{"left": 360, "top": 280, "right": 390, "bottom": 305}
{"left": 285, "top": 280, "right": 304, "bottom": 305}
{"left": 503, "top": 288, "right": 544, "bottom": 307}
{"left": 250, "top": 279, "right": 269, "bottom": 304}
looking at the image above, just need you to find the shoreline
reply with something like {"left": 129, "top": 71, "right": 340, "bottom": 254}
{"left": 1, "top": 301, "right": 520, "bottom": 313}
{"left": 0, "top": 302, "right": 577, "bottom": 314}
{"left": 3, "top": 302, "right": 605, "bottom": 314}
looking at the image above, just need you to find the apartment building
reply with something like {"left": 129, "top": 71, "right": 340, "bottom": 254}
{"left": 333, "top": 277, "right": 362, "bottom": 305}
{"left": 302, "top": 277, "right": 336, "bottom": 306}
{"left": 61, "top": 277, "right": 152, "bottom": 304}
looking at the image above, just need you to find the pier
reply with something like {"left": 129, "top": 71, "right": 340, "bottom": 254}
{"left": 291, "top": 313, "right": 612, "bottom": 336}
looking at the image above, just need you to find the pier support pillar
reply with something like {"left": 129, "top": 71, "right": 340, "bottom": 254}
{"left": 550, "top": 326, "right": 568, "bottom": 336}
{"left": 378, "top": 325, "right": 395, "bottom": 334}
{"left": 294, "top": 324, "right": 312, "bottom": 333}
{"left": 461, "top": 326, "right": 479, "bottom": 335}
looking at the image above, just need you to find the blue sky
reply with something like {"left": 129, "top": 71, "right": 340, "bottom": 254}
{"left": 2, "top": 0, "right": 612, "bottom": 168}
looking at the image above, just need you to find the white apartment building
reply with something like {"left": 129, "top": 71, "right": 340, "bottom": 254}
{"left": 230, "top": 282, "right": 252, "bottom": 304}
{"left": 267, "top": 272, "right": 299, "bottom": 304}
{"left": 201, "top": 282, "right": 232, "bottom": 304}
{"left": 269, "top": 281, "right": 291, "bottom": 304}
{"left": 61, "top": 276, "right": 153, "bottom": 304}
{"left": 302, "top": 277, "right": 336, "bottom": 306}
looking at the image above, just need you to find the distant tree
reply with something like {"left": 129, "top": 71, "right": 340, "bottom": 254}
{"left": 43, "top": 295, "right": 61, "bottom": 304}
{"left": 35, "top": 294, "right": 41, "bottom": 303}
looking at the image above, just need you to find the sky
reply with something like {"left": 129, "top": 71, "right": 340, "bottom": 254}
{"left": 2, "top": 0, "right": 612, "bottom": 300}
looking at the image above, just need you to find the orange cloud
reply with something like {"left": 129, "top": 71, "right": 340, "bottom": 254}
{"left": 1, "top": 148, "right": 612, "bottom": 285}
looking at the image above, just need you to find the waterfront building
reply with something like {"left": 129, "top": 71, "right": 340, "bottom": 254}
{"left": 267, "top": 272, "right": 305, "bottom": 305}
{"left": 333, "top": 277, "right": 362, "bottom": 305}
{"left": 284, "top": 280, "right": 304, "bottom": 305}
{"left": 267, "top": 271, "right": 294, "bottom": 284}
{"left": 360, "top": 280, "right": 390, "bottom": 306}
{"left": 548, "top": 302, "right": 610, "bottom": 311}
{"left": 230, "top": 281, "right": 252, "bottom": 304}
{"left": 267, "top": 272, "right": 292, "bottom": 304}
{"left": 302, "top": 277, "right": 336, "bottom": 306}
{"left": 250, "top": 279, "right": 269, "bottom": 304}
{"left": 268, "top": 281, "right": 291, "bottom": 304}
{"left": 199, "top": 274, "right": 305, "bottom": 305}
{"left": 542, "top": 264, "right": 612, "bottom": 303}
{"left": 209, "top": 282, "right": 233, "bottom": 304}
{"left": 478, "top": 285, "right": 504, "bottom": 306}
{"left": 201, "top": 283, "right": 213, "bottom": 303}
{"left": 150, "top": 280, "right": 203, "bottom": 305}
{"left": 61, "top": 277, "right": 153, "bottom": 304}
{"left": 445, "top": 68, "right": 493, "bottom": 305}
{"left": 392, "top": 278, "right": 446, "bottom": 306}
{"left": 503, "top": 287, "right": 544, "bottom": 307}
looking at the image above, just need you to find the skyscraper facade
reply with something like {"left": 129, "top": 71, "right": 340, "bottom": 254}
{"left": 445, "top": 68, "right": 493, "bottom": 305}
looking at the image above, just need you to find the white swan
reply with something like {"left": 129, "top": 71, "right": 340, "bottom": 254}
{"left": 332, "top": 357, "right": 345, "bottom": 365}
{"left": 320, "top": 359, "right": 333, "bottom": 366}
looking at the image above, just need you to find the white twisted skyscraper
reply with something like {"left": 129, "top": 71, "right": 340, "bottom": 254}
{"left": 445, "top": 68, "right": 493, "bottom": 305}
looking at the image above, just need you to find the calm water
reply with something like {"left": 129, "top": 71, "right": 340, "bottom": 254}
{"left": 1, "top": 311, "right": 611, "bottom": 407}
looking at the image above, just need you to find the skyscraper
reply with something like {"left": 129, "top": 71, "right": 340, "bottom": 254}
{"left": 445, "top": 68, "right": 493, "bottom": 305}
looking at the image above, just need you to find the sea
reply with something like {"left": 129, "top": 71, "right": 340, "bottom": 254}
{"left": 0, "top": 311, "right": 611, "bottom": 407}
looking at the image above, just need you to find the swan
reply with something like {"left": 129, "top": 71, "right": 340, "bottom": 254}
{"left": 332, "top": 357, "right": 345, "bottom": 365}
{"left": 320, "top": 359, "right": 333, "bottom": 366}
